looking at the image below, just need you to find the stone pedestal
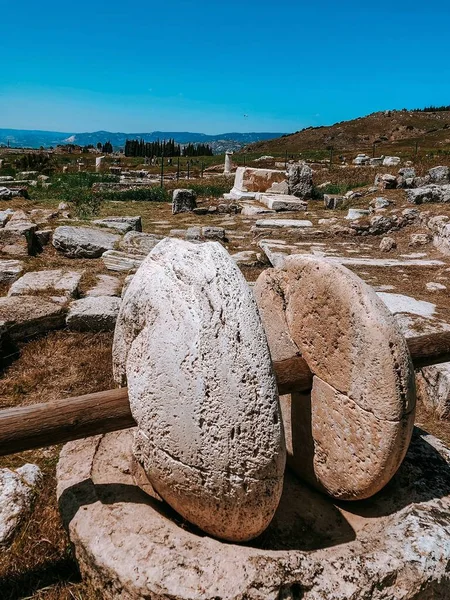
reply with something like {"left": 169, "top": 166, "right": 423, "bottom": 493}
{"left": 57, "top": 428, "right": 450, "bottom": 599}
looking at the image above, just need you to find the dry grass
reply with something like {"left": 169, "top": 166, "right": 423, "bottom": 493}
{"left": 0, "top": 331, "right": 113, "bottom": 600}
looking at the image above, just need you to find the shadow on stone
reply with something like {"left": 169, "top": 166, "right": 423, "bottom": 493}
{"left": 338, "top": 427, "right": 450, "bottom": 519}
{"left": 59, "top": 478, "right": 209, "bottom": 539}
{"left": 249, "top": 467, "right": 356, "bottom": 551}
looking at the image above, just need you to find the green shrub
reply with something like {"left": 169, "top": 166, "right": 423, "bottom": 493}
{"left": 51, "top": 172, "right": 119, "bottom": 189}
{"left": 59, "top": 187, "right": 102, "bottom": 219}
{"left": 51, "top": 172, "right": 119, "bottom": 218}
{"left": 15, "top": 153, "right": 56, "bottom": 175}
{"left": 188, "top": 181, "right": 230, "bottom": 198}
{"left": 101, "top": 187, "right": 169, "bottom": 202}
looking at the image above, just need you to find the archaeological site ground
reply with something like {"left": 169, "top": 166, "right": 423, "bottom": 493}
{"left": 2, "top": 111, "right": 450, "bottom": 599}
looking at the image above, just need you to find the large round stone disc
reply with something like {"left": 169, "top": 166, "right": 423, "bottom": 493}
{"left": 57, "top": 429, "right": 450, "bottom": 600}
{"left": 254, "top": 256, "right": 416, "bottom": 500}
{"left": 112, "top": 238, "right": 286, "bottom": 542}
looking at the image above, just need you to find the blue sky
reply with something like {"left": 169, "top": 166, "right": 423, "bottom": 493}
{"left": 1, "top": 0, "right": 450, "bottom": 134}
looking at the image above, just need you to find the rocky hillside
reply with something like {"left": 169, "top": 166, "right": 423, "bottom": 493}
{"left": 247, "top": 109, "right": 450, "bottom": 156}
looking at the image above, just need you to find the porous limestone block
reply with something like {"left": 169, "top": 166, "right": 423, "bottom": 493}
{"left": 232, "top": 167, "right": 286, "bottom": 193}
{"left": 113, "top": 238, "right": 285, "bottom": 541}
{"left": 254, "top": 257, "right": 416, "bottom": 500}
{"left": 56, "top": 428, "right": 450, "bottom": 600}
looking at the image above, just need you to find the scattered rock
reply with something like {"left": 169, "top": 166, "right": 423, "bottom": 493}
{"left": 371, "top": 197, "right": 391, "bottom": 209}
{"left": 380, "top": 237, "right": 397, "bottom": 252}
{"left": 86, "top": 274, "right": 121, "bottom": 297}
{"left": 29, "top": 209, "right": 59, "bottom": 225}
{"left": 0, "top": 296, "right": 66, "bottom": 341}
{"left": 346, "top": 209, "right": 370, "bottom": 220}
{"left": 0, "top": 259, "right": 24, "bottom": 284}
{"left": 119, "top": 231, "right": 162, "bottom": 255}
{"left": 8, "top": 269, "right": 82, "bottom": 299}
{"left": 53, "top": 226, "right": 121, "bottom": 258}
{"left": 0, "top": 223, "right": 37, "bottom": 256}
{"left": 185, "top": 226, "right": 202, "bottom": 240}
{"left": 257, "top": 194, "right": 307, "bottom": 212}
{"left": 368, "top": 215, "right": 398, "bottom": 235}
{"left": 231, "top": 251, "right": 259, "bottom": 266}
{"left": 375, "top": 173, "right": 397, "bottom": 189}
{"left": 192, "top": 207, "right": 209, "bottom": 216}
{"left": 323, "top": 194, "right": 344, "bottom": 209}
{"left": 352, "top": 153, "right": 370, "bottom": 165}
{"left": 67, "top": 297, "right": 121, "bottom": 332}
{"left": 417, "top": 364, "right": 450, "bottom": 419}
{"left": 202, "top": 227, "right": 226, "bottom": 241}
{"left": 172, "top": 189, "right": 197, "bottom": 214}
{"left": 216, "top": 203, "right": 240, "bottom": 214}
{"left": 382, "top": 156, "right": 401, "bottom": 167}
{"left": 35, "top": 228, "right": 52, "bottom": 247}
{"left": 426, "top": 282, "right": 447, "bottom": 292}
{"left": 102, "top": 250, "right": 146, "bottom": 272}
{"left": 254, "top": 219, "right": 313, "bottom": 229}
{"left": 407, "top": 185, "right": 450, "bottom": 204}
{"left": 399, "top": 167, "right": 416, "bottom": 179}
{"left": 92, "top": 216, "right": 142, "bottom": 233}
{"left": 0, "top": 209, "right": 14, "bottom": 227}
{"left": 428, "top": 165, "right": 450, "bottom": 184}
{"left": 0, "top": 464, "right": 42, "bottom": 547}
{"left": 409, "top": 233, "right": 431, "bottom": 246}
{"left": 287, "top": 163, "right": 313, "bottom": 198}
{"left": 240, "top": 204, "right": 274, "bottom": 216}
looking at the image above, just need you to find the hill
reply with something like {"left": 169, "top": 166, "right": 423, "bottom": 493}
{"left": 246, "top": 109, "right": 450, "bottom": 157}
{"left": 0, "top": 129, "right": 286, "bottom": 153}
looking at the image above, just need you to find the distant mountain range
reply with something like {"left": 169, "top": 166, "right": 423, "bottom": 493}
{"left": 0, "top": 129, "right": 286, "bottom": 153}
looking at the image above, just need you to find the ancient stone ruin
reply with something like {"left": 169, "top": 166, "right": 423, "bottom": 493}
{"left": 2, "top": 156, "right": 450, "bottom": 598}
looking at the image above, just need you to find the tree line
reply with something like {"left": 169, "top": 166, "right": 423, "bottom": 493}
{"left": 124, "top": 139, "right": 213, "bottom": 157}
{"left": 411, "top": 105, "right": 450, "bottom": 113}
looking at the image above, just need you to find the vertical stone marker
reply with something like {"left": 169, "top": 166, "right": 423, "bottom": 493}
{"left": 95, "top": 156, "right": 104, "bottom": 172}
{"left": 224, "top": 151, "right": 233, "bottom": 174}
{"left": 113, "top": 238, "right": 286, "bottom": 541}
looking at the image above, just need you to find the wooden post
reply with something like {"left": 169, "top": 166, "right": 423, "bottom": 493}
{"left": 160, "top": 151, "right": 164, "bottom": 188}
{"left": 3, "top": 331, "right": 450, "bottom": 456}
{"left": 177, "top": 155, "right": 180, "bottom": 180}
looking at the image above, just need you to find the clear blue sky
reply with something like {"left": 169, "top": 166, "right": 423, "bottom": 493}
{"left": 1, "top": 0, "right": 449, "bottom": 134}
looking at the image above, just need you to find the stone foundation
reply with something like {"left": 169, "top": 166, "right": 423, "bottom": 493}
{"left": 57, "top": 428, "right": 450, "bottom": 600}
